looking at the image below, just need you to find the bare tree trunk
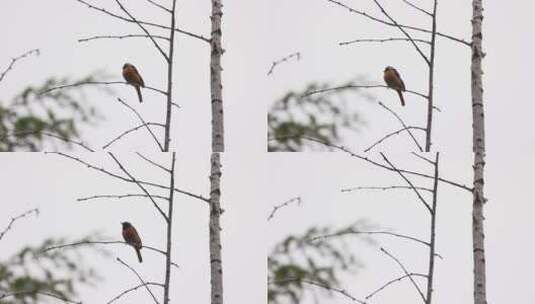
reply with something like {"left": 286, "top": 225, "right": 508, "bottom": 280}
{"left": 470, "top": 0, "right": 487, "bottom": 303}
{"left": 209, "top": 153, "right": 224, "bottom": 304}
{"left": 164, "top": 0, "right": 177, "bottom": 151}
{"left": 163, "top": 152, "right": 176, "bottom": 304}
{"left": 210, "top": 0, "right": 225, "bottom": 152}
{"left": 425, "top": 0, "right": 438, "bottom": 152}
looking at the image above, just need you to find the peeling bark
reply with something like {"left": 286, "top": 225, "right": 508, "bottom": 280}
{"left": 209, "top": 153, "right": 224, "bottom": 304}
{"left": 210, "top": 0, "right": 225, "bottom": 152}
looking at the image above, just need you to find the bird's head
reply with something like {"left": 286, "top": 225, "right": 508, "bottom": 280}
{"left": 384, "top": 66, "right": 395, "bottom": 72}
{"left": 123, "top": 63, "right": 133, "bottom": 70}
{"left": 121, "top": 222, "right": 132, "bottom": 229}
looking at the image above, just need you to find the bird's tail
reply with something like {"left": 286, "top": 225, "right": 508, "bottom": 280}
{"left": 397, "top": 90, "right": 405, "bottom": 106}
{"left": 135, "top": 86, "right": 143, "bottom": 103}
{"left": 136, "top": 248, "right": 143, "bottom": 263}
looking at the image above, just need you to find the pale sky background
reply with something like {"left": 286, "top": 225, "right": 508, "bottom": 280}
{"left": 1, "top": 0, "right": 534, "bottom": 303}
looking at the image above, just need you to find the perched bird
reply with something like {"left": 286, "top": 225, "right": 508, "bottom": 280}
{"left": 122, "top": 63, "right": 145, "bottom": 103}
{"left": 121, "top": 222, "right": 143, "bottom": 263}
{"left": 383, "top": 66, "right": 406, "bottom": 106}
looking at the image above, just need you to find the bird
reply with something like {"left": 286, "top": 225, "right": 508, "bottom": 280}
{"left": 122, "top": 63, "right": 145, "bottom": 103}
{"left": 121, "top": 221, "right": 143, "bottom": 263}
{"left": 383, "top": 66, "right": 406, "bottom": 106}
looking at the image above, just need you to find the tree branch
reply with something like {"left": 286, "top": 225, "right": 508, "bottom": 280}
{"left": 136, "top": 152, "right": 171, "bottom": 173}
{"left": 79, "top": 34, "right": 170, "bottom": 43}
{"left": 0, "top": 49, "right": 40, "bottom": 83}
{"left": 365, "top": 273, "right": 428, "bottom": 300}
{"left": 364, "top": 126, "right": 426, "bottom": 152}
{"left": 309, "top": 229, "right": 430, "bottom": 246}
{"left": 102, "top": 122, "right": 165, "bottom": 150}
{"left": 116, "top": 97, "right": 164, "bottom": 151}
{"left": 378, "top": 101, "right": 423, "bottom": 151}
{"left": 341, "top": 185, "right": 433, "bottom": 193}
{"left": 116, "top": 257, "right": 160, "bottom": 304}
{"left": 380, "top": 247, "right": 426, "bottom": 303}
{"left": 107, "top": 282, "right": 165, "bottom": 304}
{"left": 267, "top": 197, "right": 302, "bottom": 221}
{"left": 302, "top": 84, "right": 430, "bottom": 101}
{"left": 269, "top": 278, "right": 367, "bottom": 304}
{"left": 0, "top": 291, "right": 81, "bottom": 304}
{"left": 0, "top": 131, "right": 95, "bottom": 152}
{"left": 41, "top": 81, "right": 168, "bottom": 96}
{"left": 108, "top": 153, "right": 168, "bottom": 220}
{"left": 267, "top": 52, "right": 301, "bottom": 76}
{"left": 0, "top": 208, "right": 39, "bottom": 241}
{"left": 339, "top": 37, "right": 431, "bottom": 46}
{"left": 77, "top": 193, "right": 169, "bottom": 202}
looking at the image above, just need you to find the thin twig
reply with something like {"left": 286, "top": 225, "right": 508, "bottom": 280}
{"left": 0, "top": 291, "right": 81, "bottom": 304}
{"left": 411, "top": 152, "right": 436, "bottom": 165}
{"left": 364, "top": 126, "right": 426, "bottom": 152}
{"left": 302, "top": 84, "right": 429, "bottom": 101}
{"left": 341, "top": 185, "right": 433, "bottom": 193}
{"left": 0, "top": 131, "right": 95, "bottom": 152}
{"left": 116, "top": 97, "right": 164, "bottom": 151}
{"left": 79, "top": 34, "right": 170, "bottom": 42}
{"left": 0, "top": 49, "right": 40, "bottom": 83}
{"left": 269, "top": 278, "right": 366, "bottom": 304}
{"left": 426, "top": 152, "right": 440, "bottom": 303}
{"left": 107, "top": 282, "right": 165, "bottom": 304}
{"left": 309, "top": 229, "right": 430, "bottom": 246}
{"left": 402, "top": 0, "right": 433, "bottom": 16}
{"left": 109, "top": 153, "right": 168, "bottom": 220}
{"left": 380, "top": 247, "right": 426, "bottom": 303}
{"left": 40, "top": 81, "right": 168, "bottom": 96}
{"left": 267, "top": 197, "right": 301, "bottom": 221}
{"left": 340, "top": 37, "right": 430, "bottom": 45}
{"left": 145, "top": 0, "right": 171, "bottom": 13}
{"left": 116, "top": 257, "right": 160, "bottom": 304}
{"left": 46, "top": 152, "right": 211, "bottom": 203}
{"left": 77, "top": 193, "right": 170, "bottom": 202}
{"left": 136, "top": 152, "right": 171, "bottom": 173}
{"left": 378, "top": 101, "right": 423, "bottom": 151}
{"left": 267, "top": 52, "right": 301, "bottom": 76}
{"left": 73, "top": 0, "right": 210, "bottom": 43}
{"left": 380, "top": 153, "right": 432, "bottom": 213}
{"left": 0, "top": 208, "right": 39, "bottom": 241}
{"left": 366, "top": 273, "right": 428, "bottom": 300}
{"left": 113, "top": 0, "right": 169, "bottom": 61}
{"left": 324, "top": 0, "right": 470, "bottom": 46}
{"left": 102, "top": 122, "right": 165, "bottom": 150}
{"left": 268, "top": 136, "right": 473, "bottom": 192}
{"left": 163, "top": 153, "right": 176, "bottom": 304}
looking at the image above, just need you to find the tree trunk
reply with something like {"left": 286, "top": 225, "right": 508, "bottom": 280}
{"left": 210, "top": 0, "right": 225, "bottom": 152}
{"left": 470, "top": 0, "right": 487, "bottom": 303}
{"left": 209, "top": 153, "right": 224, "bottom": 304}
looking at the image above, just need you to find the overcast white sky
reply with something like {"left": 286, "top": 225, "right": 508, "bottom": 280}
{"left": 2, "top": 0, "right": 534, "bottom": 303}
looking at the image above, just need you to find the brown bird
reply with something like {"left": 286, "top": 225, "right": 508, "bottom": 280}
{"left": 122, "top": 63, "right": 145, "bottom": 103}
{"left": 122, "top": 222, "right": 143, "bottom": 263}
{"left": 383, "top": 66, "right": 406, "bottom": 106}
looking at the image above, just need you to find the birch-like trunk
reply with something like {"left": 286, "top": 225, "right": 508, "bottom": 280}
{"left": 470, "top": 0, "right": 487, "bottom": 303}
{"left": 210, "top": 0, "right": 225, "bottom": 152}
{"left": 209, "top": 153, "right": 224, "bottom": 304}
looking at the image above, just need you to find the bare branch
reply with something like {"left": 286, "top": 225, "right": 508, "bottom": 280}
{"left": 136, "top": 152, "right": 171, "bottom": 173}
{"left": 309, "top": 229, "right": 430, "bottom": 247}
{"left": 426, "top": 152, "right": 440, "bottom": 302}
{"left": 42, "top": 240, "right": 167, "bottom": 255}
{"left": 109, "top": 153, "right": 168, "bottom": 220}
{"left": 378, "top": 101, "right": 423, "bottom": 151}
{"left": 411, "top": 152, "right": 436, "bottom": 165}
{"left": 364, "top": 126, "right": 426, "bottom": 153}
{"left": 78, "top": 34, "right": 170, "bottom": 43}
{"left": 267, "top": 52, "right": 301, "bottom": 76}
{"left": 77, "top": 193, "right": 169, "bottom": 202}
{"left": 40, "top": 81, "right": 168, "bottom": 96}
{"left": 269, "top": 136, "right": 473, "bottom": 192}
{"left": 340, "top": 37, "right": 431, "bottom": 46}
{"left": 0, "top": 131, "right": 95, "bottom": 152}
{"left": 0, "top": 49, "right": 40, "bottom": 83}
{"left": 113, "top": 0, "right": 169, "bottom": 61}
{"left": 107, "top": 282, "right": 165, "bottom": 304}
{"left": 380, "top": 247, "right": 426, "bottom": 303}
{"left": 302, "top": 84, "right": 429, "bottom": 101}
{"left": 102, "top": 122, "right": 165, "bottom": 150}
{"left": 116, "top": 257, "right": 160, "bottom": 304}
{"left": 401, "top": 0, "right": 433, "bottom": 16}
{"left": 0, "top": 291, "right": 81, "bottom": 304}
{"left": 269, "top": 278, "right": 367, "bottom": 304}
{"left": 145, "top": 0, "right": 171, "bottom": 13}
{"left": 365, "top": 273, "right": 428, "bottom": 300}
{"left": 324, "top": 0, "right": 471, "bottom": 46}
{"left": 341, "top": 185, "right": 433, "bottom": 193}
{"left": 116, "top": 97, "right": 164, "bottom": 151}
{"left": 73, "top": 0, "right": 210, "bottom": 43}
{"left": 267, "top": 197, "right": 301, "bottom": 221}
{"left": 163, "top": 152, "right": 176, "bottom": 304}
{"left": 0, "top": 208, "right": 39, "bottom": 241}
{"left": 46, "top": 152, "right": 211, "bottom": 203}
{"left": 380, "top": 153, "right": 432, "bottom": 213}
